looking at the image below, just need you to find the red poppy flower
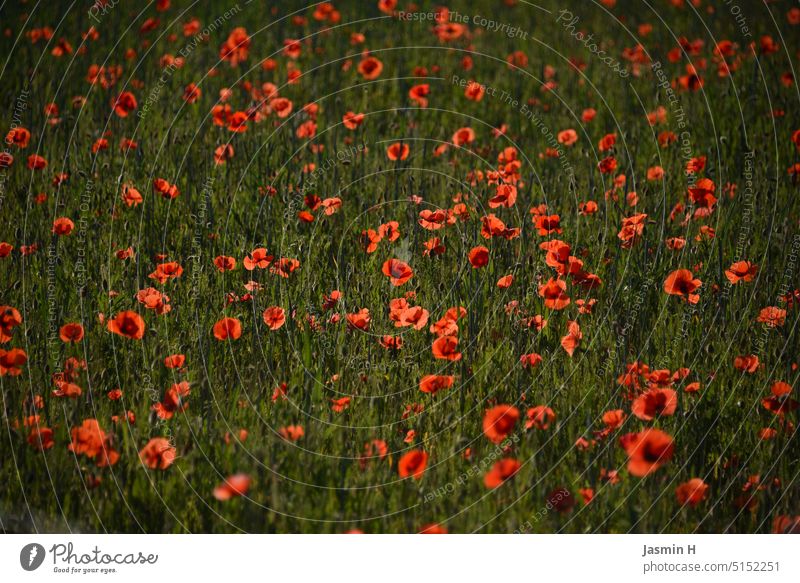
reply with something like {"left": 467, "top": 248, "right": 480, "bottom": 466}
{"left": 386, "top": 142, "right": 409, "bottom": 161}
{"left": 0, "top": 347, "right": 27, "bottom": 376}
{"left": 107, "top": 311, "right": 146, "bottom": 340}
{"left": 675, "top": 478, "right": 708, "bottom": 507}
{"left": 756, "top": 306, "right": 786, "bottom": 327}
{"left": 539, "top": 278, "right": 570, "bottom": 310}
{"left": 52, "top": 217, "right": 74, "bottom": 235}
{"left": 139, "top": 437, "right": 177, "bottom": 470}
{"left": 620, "top": 429, "right": 674, "bottom": 477}
{"left": 419, "top": 375, "right": 454, "bottom": 394}
{"left": 631, "top": 388, "right": 678, "bottom": 421}
{"left": 342, "top": 111, "right": 364, "bottom": 129}
{"left": 213, "top": 317, "right": 241, "bottom": 340}
{"left": 468, "top": 246, "right": 489, "bottom": 268}
{"left": 725, "top": 261, "right": 758, "bottom": 284}
{"left": 483, "top": 405, "right": 520, "bottom": 444}
{"left": 484, "top": 458, "right": 521, "bottom": 488}
{"left": 262, "top": 307, "right": 286, "bottom": 330}
{"left": 59, "top": 323, "right": 84, "bottom": 343}
{"left": 213, "top": 474, "right": 251, "bottom": 500}
{"left": 663, "top": 269, "right": 702, "bottom": 304}
{"left": 357, "top": 56, "right": 383, "bottom": 79}
{"left": 164, "top": 354, "right": 185, "bottom": 369}
{"left": 398, "top": 449, "right": 428, "bottom": 479}
{"left": 112, "top": 91, "right": 137, "bottom": 117}
{"left": 382, "top": 258, "right": 414, "bottom": 286}
{"left": 432, "top": 335, "right": 462, "bottom": 361}
{"left": 526, "top": 406, "right": 555, "bottom": 430}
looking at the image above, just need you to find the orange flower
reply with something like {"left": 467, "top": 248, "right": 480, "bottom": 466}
{"left": 121, "top": 183, "right": 143, "bottom": 207}
{"left": 213, "top": 317, "right": 242, "bottom": 340}
{"left": 675, "top": 478, "right": 708, "bottom": 507}
{"left": 346, "top": 308, "right": 371, "bottom": 331}
{"left": 357, "top": 56, "right": 383, "bottom": 79}
{"left": 631, "top": 388, "right": 678, "bottom": 421}
{"left": 164, "top": 354, "right": 185, "bottom": 369}
{"left": 468, "top": 246, "right": 489, "bottom": 268}
{"left": 107, "top": 311, "right": 145, "bottom": 340}
{"left": 484, "top": 458, "right": 521, "bottom": 488}
{"left": 756, "top": 306, "right": 786, "bottom": 327}
{"left": 386, "top": 142, "right": 409, "bottom": 161}
{"left": 0, "top": 347, "right": 27, "bottom": 376}
{"left": 524, "top": 405, "right": 554, "bottom": 430}
{"left": 483, "top": 405, "right": 519, "bottom": 444}
{"left": 68, "top": 419, "right": 119, "bottom": 466}
{"left": 663, "top": 269, "right": 701, "bottom": 304}
{"left": 52, "top": 217, "right": 74, "bottom": 235}
{"left": 397, "top": 449, "right": 428, "bottom": 479}
{"left": 620, "top": 429, "right": 674, "bottom": 477}
{"left": 1, "top": 305, "right": 23, "bottom": 343}
{"left": 419, "top": 375, "right": 454, "bottom": 394}
{"left": 59, "top": 322, "right": 84, "bottom": 343}
{"left": 725, "top": 261, "right": 758, "bottom": 284}
{"left": 262, "top": 307, "right": 286, "bottom": 330}
{"left": 382, "top": 258, "right": 414, "bottom": 286}
{"left": 539, "top": 278, "right": 570, "bottom": 310}
{"left": 342, "top": 111, "right": 364, "bottom": 129}
{"left": 213, "top": 474, "right": 251, "bottom": 500}
{"left": 139, "top": 437, "right": 177, "bottom": 470}
{"left": 279, "top": 425, "right": 304, "bottom": 441}
{"left": 112, "top": 91, "right": 137, "bottom": 117}
{"left": 213, "top": 255, "right": 236, "bottom": 272}
{"left": 243, "top": 248, "right": 273, "bottom": 270}
{"left": 432, "top": 335, "right": 461, "bottom": 361}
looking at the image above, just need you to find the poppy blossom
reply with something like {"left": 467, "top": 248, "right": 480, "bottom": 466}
{"left": 107, "top": 311, "right": 145, "bottom": 340}
{"left": 432, "top": 335, "right": 462, "bottom": 361}
{"left": 213, "top": 317, "right": 242, "bottom": 340}
{"left": 468, "top": 246, "right": 489, "bottom": 268}
{"left": 539, "top": 278, "right": 570, "bottom": 310}
{"left": 484, "top": 458, "right": 521, "bottom": 488}
{"left": 112, "top": 91, "right": 137, "bottom": 117}
{"left": 357, "top": 56, "right": 383, "bottom": 79}
{"left": 419, "top": 374, "right": 454, "bottom": 394}
{"left": 139, "top": 438, "right": 177, "bottom": 470}
{"left": 725, "top": 261, "right": 758, "bottom": 284}
{"left": 663, "top": 269, "right": 702, "bottom": 304}
{"left": 52, "top": 217, "right": 74, "bottom": 235}
{"left": 164, "top": 354, "right": 186, "bottom": 369}
{"left": 382, "top": 258, "right": 414, "bottom": 286}
{"left": 526, "top": 406, "right": 555, "bottom": 430}
{"left": 483, "top": 405, "right": 520, "bottom": 443}
{"left": 386, "top": 142, "right": 409, "bottom": 161}
{"left": 675, "top": 478, "right": 709, "bottom": 507}
{"left": 345, "top": 308, "right": 371, "bottom": 331}
{"left": 631, "top": 388, "right": 678, "bottom": 421}
{"left": 0, "top": 307, "right": 22, "bottom": 343}
{"left": 620, "top": 429, "right": 674, "bottom": 477}
{"left": 262, "top": 307, "right": 286, "bottom": 330}
{"left": 756, "top": 306, "right": 786, "bottom": 327}
{"left": 68, "top": 419, "right": 119, "bottom": 467}
{"left": 213, "top": 474, "right": 251, "bottom": 500}
{"left": 342, "top": 111, "right": 364, "bottom": 129}
{"left": 59, "top": 323, "right": 84, "bottom": 343}
{"left": 279, "top": 425, "right": 304, "bottom": 441}
{"left": 0, "top": 347, "right": 27, "bottom": 376}
{"left": 397, "top": 449, "right": 428, "bottom": 479}
{"left": 243, "top": 248, "right": 273, "bottom": 270}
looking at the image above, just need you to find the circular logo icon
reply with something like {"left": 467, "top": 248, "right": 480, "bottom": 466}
{"left": 20, "top": 543, "right": 46, "bottom": 571}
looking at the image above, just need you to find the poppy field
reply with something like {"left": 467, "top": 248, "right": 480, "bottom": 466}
{"left": 1, "top": 0, "right": 800, "bottom": 534}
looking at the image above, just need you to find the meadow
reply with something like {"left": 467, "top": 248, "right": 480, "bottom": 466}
{"left": 1, "top": 0, "right": 799, "bottom": 533}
